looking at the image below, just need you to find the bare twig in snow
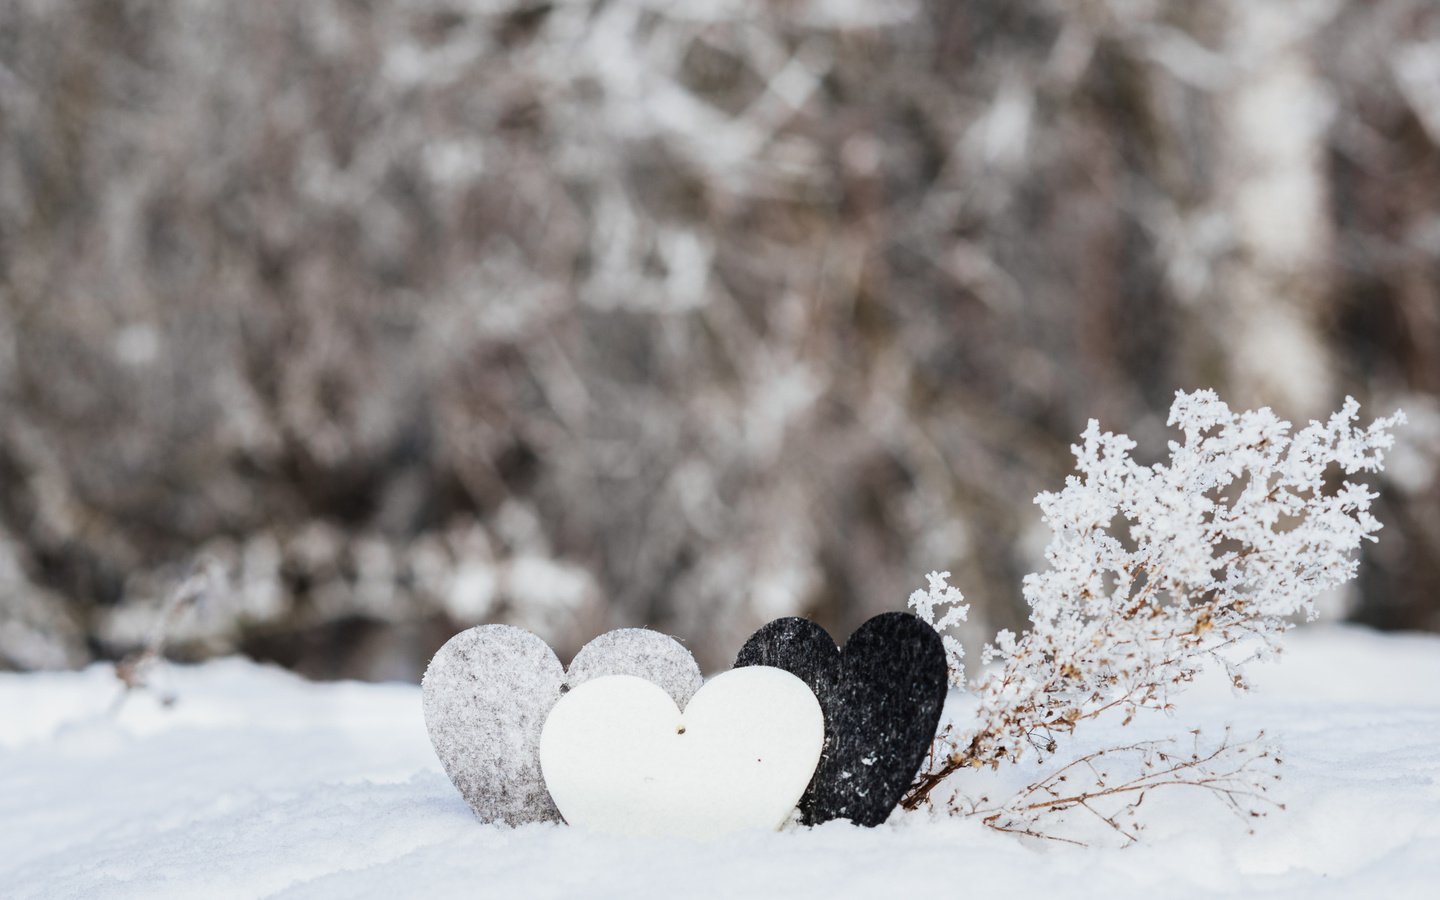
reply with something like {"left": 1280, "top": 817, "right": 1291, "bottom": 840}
{"left": 112, "top": 559, "right": 221, "bottom": 711}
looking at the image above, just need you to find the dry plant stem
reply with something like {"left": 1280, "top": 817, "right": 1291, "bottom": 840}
{"left": 901, "top": 622, "right": 1265, "bottom": 810}
{"left": 981, "top": 731, "right": 1283, "bottom": 844}
{"left": 937, "top": 729, "right": 1283, "bottom": 846}
{"left": 112, "top": 560, "right": 218, "bottom": 710}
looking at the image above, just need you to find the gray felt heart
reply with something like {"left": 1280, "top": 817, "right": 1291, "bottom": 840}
{"left": 422, "top": 624, "right": 704, "bottom": 825}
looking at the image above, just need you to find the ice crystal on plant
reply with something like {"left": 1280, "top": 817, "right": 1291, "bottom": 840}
{"left": 907, "top": 570, "right": 969, "bottom": 689}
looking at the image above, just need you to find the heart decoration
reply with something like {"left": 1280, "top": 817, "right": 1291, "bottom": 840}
{"left": 539, "top": 667, "right": 824, "bottom": 839}
{"left": 422, "top": 624, "right": 703, "bottom": 825}
{"left": 734, "top": 612, "right": 948, "bottom": 827}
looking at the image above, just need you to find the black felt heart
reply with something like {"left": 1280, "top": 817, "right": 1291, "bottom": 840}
{"left": 734, "top": 612, "right": 948, "bottom": 827}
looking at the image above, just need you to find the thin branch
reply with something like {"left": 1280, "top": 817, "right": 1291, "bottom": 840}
{"left": 956, "top": 729, "right": 1283, "bottom": 846}
{"left": 112, "top": 558, "right": 220, "bottom": 712}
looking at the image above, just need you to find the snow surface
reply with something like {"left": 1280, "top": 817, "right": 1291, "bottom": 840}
{"left": 3, "top": 625, "right": 1439, "bottom": 899}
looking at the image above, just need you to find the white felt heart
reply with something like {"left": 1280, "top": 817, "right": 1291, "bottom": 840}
{"left": 422, "top": 625, "right": 704, "bottom": 825}
{"left": 539, "top": 667, "right": 824, "bottom": 839}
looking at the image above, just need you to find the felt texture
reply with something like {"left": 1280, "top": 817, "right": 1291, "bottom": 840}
{"left": 539, "top": 669, "right": 824, "bottom": 839}
{"left": 566, "top": 628, "right": 703, "bottom": 708}
{"left": 422, "top": 625, "right": 703, "bottom": 825}
{"left": 734, "top": 612, "right": 948, "bottom": 827}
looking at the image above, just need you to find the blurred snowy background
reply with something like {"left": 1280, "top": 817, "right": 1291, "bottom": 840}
{"left": 2, "top": 0, "right": 1439, "bottom": 681}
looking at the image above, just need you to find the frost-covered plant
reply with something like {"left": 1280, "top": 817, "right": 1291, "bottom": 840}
{"left": 906, "top": 390, "right": 1404, "bottom": 834}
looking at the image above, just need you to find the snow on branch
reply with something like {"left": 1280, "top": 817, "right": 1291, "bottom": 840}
{"left": 904, "top": 390, "right": 1404, "bottom": 831}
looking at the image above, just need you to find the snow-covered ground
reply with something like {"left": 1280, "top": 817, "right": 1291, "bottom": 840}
{"left": 3, "top": 625, "right": 1439, "bottom": 899}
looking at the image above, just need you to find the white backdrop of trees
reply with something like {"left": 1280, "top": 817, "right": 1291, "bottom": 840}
{"left": 1, "top": 0, "right": 1437, "bottom": 679}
